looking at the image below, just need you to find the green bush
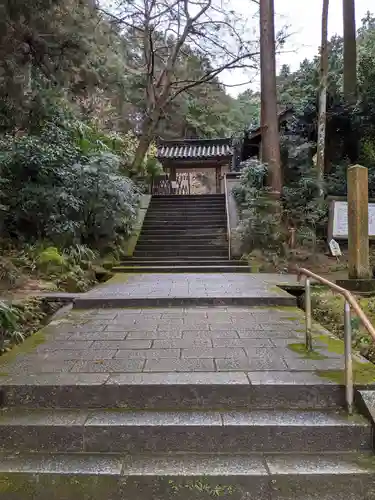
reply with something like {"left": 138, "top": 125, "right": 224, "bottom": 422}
{"left": 0, "top": 257, "right": 25, "bottom": 289}
{"left": 0, "top": 301, "right": 21, "bottom": 352}
{"left": 0, "top": 297, "right": 62, "bottom": 355}
{"left": 233, "top": 148, "right": 328, "bottom": 255}
{"left": 0, "top": 123, "right": 140, "bottom": 248}
{"left": 37, "top": 247, "right": 68, "bottom": 273}
{"left": 55, "top": 265, "right": 96, "bottom": 292}
{"left": 63, "top": 244, "right": 98, "bottom": 266}
{"left": 233, "top": 159, "right": 286, "bottom": 254}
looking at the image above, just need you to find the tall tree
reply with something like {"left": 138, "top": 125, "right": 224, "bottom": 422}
{"left": 342, "top": 0, "right": 359, "bottom": 163}
{"left": 343, "top": 0, "right": 357, "bottom": 103}
{"left": 316, "top": 0, "right": 329, "bottom": 195}
{"left": 104, "top": 0, "right": 261, "bottom": 169}
{"left": 259, "top": 0, "right": 282, "bottom": 196}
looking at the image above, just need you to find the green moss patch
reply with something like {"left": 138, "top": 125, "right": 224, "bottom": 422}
{"left": 91, "top": 273, "right": 130, "bottom": 287}
{"left": 317, "top": 358, "right": 375, "bottom": 385}
{"left": 288, "top": 342, "right": 328, "bottom": 360}
{"left": 283, "top": 315, "right": 302, "bottom": 321}
{"left": 315, "top": 333, "right": 345, "bottom": 355}
{"left": 0, "top": 473, "right": 120, "bottom": 497}
{"left": 311, "top": 289, "right": 375, "bottom": 370}
{"left": 167, "top": 479, "right": 236, "bottom": 497}
{"left": 351, "top": 454, "right": 375, "bottom": 470}
{"left": 0, "top": 328, "right": 47, "bottom": 369}
{"left": 104, "top": 273, "right": 131, "bottom": 284}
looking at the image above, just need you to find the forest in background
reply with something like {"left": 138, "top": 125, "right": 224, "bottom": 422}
{"left": 0, "top": 0, "right": 263, "bottom": 305}
{"left": 1, "top": 1, "right": 375, "bottom": 260}
{"left": 233, "top": 10, "right": 375, "bottom": 266}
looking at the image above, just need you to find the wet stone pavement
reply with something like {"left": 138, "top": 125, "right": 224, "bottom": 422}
{"left": 0, "top": 305, "right": 352, "bottom": 379}
{"left": 83, "top": 273, "right": 297, "bottom": 299}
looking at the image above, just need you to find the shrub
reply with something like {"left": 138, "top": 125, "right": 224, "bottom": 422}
{"left": 37, "top": 247, "right": 68, "bottom": 273}
{"left": 0, "top": 297, "right": 62, "bottom": 354}
{"left": 233, "top": 159, "right": 286, "bottom": 254}
{"left": 69, "top": 153, "right": 140, "bottom": 247}
{"left": 55, "top": 266, "right": 96, "bottom": 292}
{"left": 0, "top": 257, "right": 25, "bottom": 289}
{"left": 0, "top": 124, "right": 140, "bottom": 248}
{"left": 0, "top": 301, "right": 21, "bottom": 352}
{"left": 63, "top": 245, "right": 98, "bottom": 265}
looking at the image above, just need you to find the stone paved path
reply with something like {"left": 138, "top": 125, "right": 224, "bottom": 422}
{"left": 12, "top": 272, "right": 329, "bottom": 306}
{"left": 0, "top": 304, "right": 355, "bottom": 381}
{"left": 85, "top": 273, "right": 298, "bottom": 299}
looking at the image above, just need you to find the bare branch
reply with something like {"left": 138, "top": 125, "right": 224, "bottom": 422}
{"left": 107, "top": 0, "right": 279, "bottom": 168}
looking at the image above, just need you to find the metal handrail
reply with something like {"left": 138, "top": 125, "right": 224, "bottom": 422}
{"left": 223, "top": 173, "right": 231, "bottom": 261}
{"left": 297, "top": 267, "right": 375, "bottom": 414}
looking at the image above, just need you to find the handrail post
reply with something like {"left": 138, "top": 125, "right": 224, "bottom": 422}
{"left": 344, "top": 301, "right": 354, "bottom": 415}
{"left": 305, "top": 278, "right": 313, "bottom": 351}
{"left": 296, "top": 267, "right": 375, "bottom": 415}
{"left": 224, "top": 174, "right": 231, "bottom": 261}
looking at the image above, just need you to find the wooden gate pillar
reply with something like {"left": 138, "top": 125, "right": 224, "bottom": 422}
{"left": 170, "top": 166, "right": 176, "bottom": 181}
{"left": 215, "top": 166, "right": 221, "bottom": 194}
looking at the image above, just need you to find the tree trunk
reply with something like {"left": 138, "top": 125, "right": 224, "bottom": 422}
{"left": 259, "top": 0, "right": 282, "bottom": 197}
{"left": 132, "top": 108, "right": 163, "bottom": 170}
{"left": 343, "top": 0, "right": 357, "bottom": 103}
{"left": 132, "top": 132, "right": 154, "bottom": 172}
{"left": 316, "top": 0, "right": 329, "bottom": 196}
{"left": 343, "top": 0, "right": 359, "bottom": 163}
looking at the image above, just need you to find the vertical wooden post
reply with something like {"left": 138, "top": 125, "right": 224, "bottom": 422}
{"left": 216, "top": 166, "right": 221, "bottom": 194}
{"left": 170, "top": 166, "right": 176, "bottom": 181}
{"left": 348, "top": 165, "right": 371, "bottom": 279}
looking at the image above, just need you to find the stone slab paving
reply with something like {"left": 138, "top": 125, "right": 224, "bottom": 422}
{"left": 0, "top": 304, "right": 363, "bottom": 381}
{"left": 84, "top": 273, "right": 298, "bottom": 299}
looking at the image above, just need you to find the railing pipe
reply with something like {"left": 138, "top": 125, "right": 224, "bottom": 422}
{"left": 297, "top": 267, "right": 375, "bottom": 414}
{"left": 305, "top": 278, "right": 313, "bottom": 351}
{"left": 344, "top": 300, "right": 354, "bottom": 414}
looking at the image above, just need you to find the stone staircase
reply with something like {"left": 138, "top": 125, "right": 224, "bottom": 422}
{"left": 0, "top": 374, "right": 374, "bottom": 499}
{"left": 114, "top": 194, "right": 250, "bottom": 273}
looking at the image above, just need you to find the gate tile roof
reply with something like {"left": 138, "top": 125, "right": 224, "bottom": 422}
{"left": 157, "top": 138, "right": 233, "bottom": 160}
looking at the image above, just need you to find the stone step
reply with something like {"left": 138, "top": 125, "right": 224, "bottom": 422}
{"left": 112, "top": 266, "right": 250, "bottom": 273}
{"left": 120, "top": 255, "right": 230, "bottom": 261}
{"left": 133, "top": 251, "right": 229, "bottom": 258}
{"left": 0, "top": 451, "right": 374, "bottom": 499}
{"left": 137, "top": 235, "right": 226, "bottom": 241}
{"left": 148, "top": 204, "right": 225, "bottom": 209}
{"left": 141, "top": 221, "right": 226, "bottom": 228}
{"left": 143, "top": 219, "right": 226, "bottom": 225}
{"left": 149, "top": 203, "right": 226, "bottom": 210}
{"left": 136, "top": 234, "right": 225, "bottom": 242}
{"left": 135, "top": 245, "right": 227, "bottom": 251}
{"left": 146, "top": 208, "right": 225, "bottom": 213}
{"left": 151, "top": 194, "right": 225, "bottom": 200}
{"left": 144, "top": 215, "right": 226, "bottom": 222}
{"left": 0, "top": 408, "right": 370, "bottom": 454}
{"left": 148, "top": 205, "right": 225, "bottom": 210}
{"left": 139, "top": 232, "right": 225, "bottom": 239}
{"left": 1, "top": 373, "right": 341, "bottom": 409}
{"left": 149, "top": 207, "right": 225, "bottom": 213}
{"left": 135, "top": 242, "right": 228, "bottom": 249}
{"left": 119, "top": 260, "right": 247, "bottom": 266}
{"left": 134, "top": 243, "right": 228, "bottom": 251}
{"left": 143, "top": 216, "right": 225, "bottom": 222}
{"left": 146, "top": 207, "right": 226, "bottom": 219}
{"left": 73, "top": 295, "right": 296, "bottom": 308}
{"left": 137, "top": 228, "right": 226, "bottom": 235}
{"left": 148, "top": 205, "right": 225, "bottom": 211}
